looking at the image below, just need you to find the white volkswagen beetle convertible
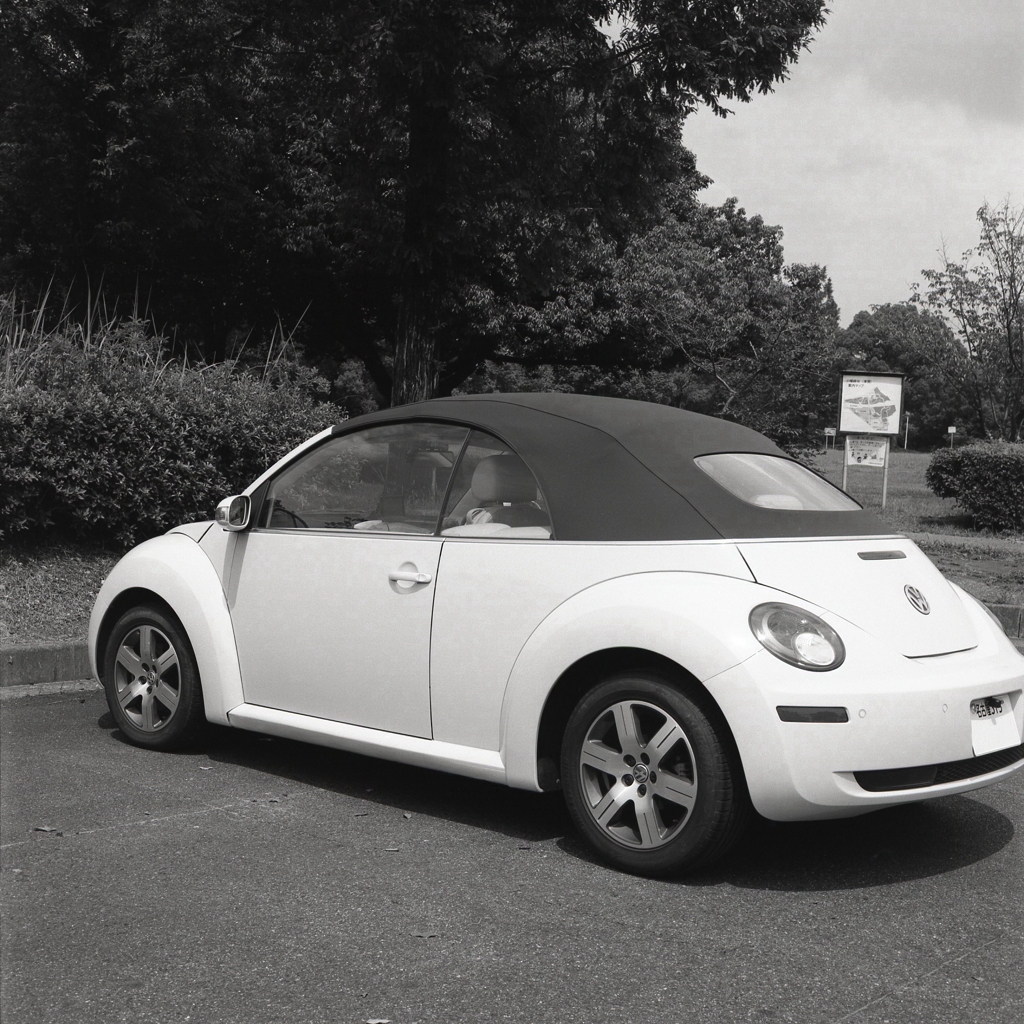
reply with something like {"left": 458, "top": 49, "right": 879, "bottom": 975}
{"left": 90, "top": 394, "right": 1024, "bottom": 875}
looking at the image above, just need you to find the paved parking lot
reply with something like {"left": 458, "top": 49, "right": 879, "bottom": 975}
{"left": 2, "top": 686, "right": 1022, "bottom": 1024}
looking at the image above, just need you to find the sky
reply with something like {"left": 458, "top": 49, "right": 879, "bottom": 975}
{"left": 682, "top": 0, "right": 1024, "bottom": 325}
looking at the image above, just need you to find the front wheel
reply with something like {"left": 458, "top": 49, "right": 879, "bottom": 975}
{"left": 561, "top": 673, "right": 749, "bottom": 876}
{"left": 102, "top": 605, "right": 206, "bottom": 750}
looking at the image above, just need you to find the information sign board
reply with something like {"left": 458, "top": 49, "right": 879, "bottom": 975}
{"left": 838, "top": 372, "right": 904, "bottom": 435}
{"left": 845, "top": 435, "right": 888, "bottom": 468}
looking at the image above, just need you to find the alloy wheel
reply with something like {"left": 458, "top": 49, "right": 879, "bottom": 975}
{"left": 112, "top": 625, "right": 181, "bottom": 733}
{"left": 577, "top": 699, "right": 698, "bottom": 849}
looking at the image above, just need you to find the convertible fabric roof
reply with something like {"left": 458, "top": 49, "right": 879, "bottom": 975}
{"left": 333, "top": 393, "right": 890, "bottom": 541}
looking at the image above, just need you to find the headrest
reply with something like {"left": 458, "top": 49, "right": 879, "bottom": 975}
{"left": 471, "top": 453, "right": 538, "bottom": 504}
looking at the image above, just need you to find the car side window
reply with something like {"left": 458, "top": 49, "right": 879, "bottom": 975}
{"left": 441, "top": 430, "right": 552, "bottom": 539}
{"left": 260, "top": 423, "right": 469, "bottom": 534}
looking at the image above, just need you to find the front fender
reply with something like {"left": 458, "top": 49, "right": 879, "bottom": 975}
{"left": 88, "top": 534, "right": 243, "bottom": 724}
{"left": 500, "top": 572, "right": 765, "bottom": 790}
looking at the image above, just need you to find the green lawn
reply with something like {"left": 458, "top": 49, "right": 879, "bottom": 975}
{"left": 814, "top": 448, "right": 980, "bottom": 536}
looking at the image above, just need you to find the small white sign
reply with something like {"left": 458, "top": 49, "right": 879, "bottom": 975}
{"left": 845, "top": 435, "right": 888, "bottom": 468}
{"left": 824, "top": 427, "right": 837, "bottom": 437}
{"left": 948, "top": 426, "right": 957, "bottom": 434}
{"left": 838, "top": 373, "right": 904, "bottom": 435}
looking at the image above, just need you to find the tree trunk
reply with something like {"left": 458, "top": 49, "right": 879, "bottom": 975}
{"left": 389, "top": 25, "right": 451, "bottom": 408}
{"left": 391, "top": 268, "right": 440, "bottom": 406}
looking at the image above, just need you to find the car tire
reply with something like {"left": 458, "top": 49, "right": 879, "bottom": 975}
{"left": 102, "top": 605, "right": 206, "bottom": 751}
{"left": 561, "top": 672, "right": 749, "bottom": 876}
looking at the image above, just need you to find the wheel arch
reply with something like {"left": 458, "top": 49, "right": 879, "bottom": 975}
{"left": 89, "top": 534, "right": 244, "bottom": 724}
{"left": 95, "top": 588, "right": 177, "bottom": 673}
{"left": 534, "top": 648, "right": 740, "bottom": 791}
{"left": 499, "top": 572, "right": 764, "bottom": 792}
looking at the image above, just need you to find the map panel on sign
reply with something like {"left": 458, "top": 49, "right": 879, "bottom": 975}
{"left": 838, "top": 374, "right": 904, "bottom": 435}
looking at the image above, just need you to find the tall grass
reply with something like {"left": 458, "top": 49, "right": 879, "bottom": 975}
{"left": 2, "top": 287, "right": 310, "bottom": 392}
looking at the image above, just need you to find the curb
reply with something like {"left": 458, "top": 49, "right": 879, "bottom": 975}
{"left": 2, "top": 601, "right": 1023, "bottom": 687}
{"left": 0, "top": 679, "right": 101, "bottom": 701}
{"left": 1, "top": 641, "right": 91, "bottom": 688}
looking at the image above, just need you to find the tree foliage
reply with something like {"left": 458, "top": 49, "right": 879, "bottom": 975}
{"left": 460, "top": 198, "right": 841, "bottom": 449}
{"left": 1, "top": 1, "right": 828, "bottom": 405}
{"left": 913, "top": 200, "right": 1024, "bottom": 441}
{"left": 833, "top": 303, "right": 970, "bottom": 448}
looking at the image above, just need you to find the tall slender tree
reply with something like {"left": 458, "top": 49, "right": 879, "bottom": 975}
{"left": 915, "top": 200, "right": 1024, "bottom": 440}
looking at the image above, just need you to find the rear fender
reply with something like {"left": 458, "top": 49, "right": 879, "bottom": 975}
{"left": 89, "top": 534, "right": 243, "bottom": 724}
{"left": 500, "top": 572, "right": 765, "bottom": 790}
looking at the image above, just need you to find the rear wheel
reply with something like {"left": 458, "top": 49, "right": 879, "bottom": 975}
{"left": 561, "top": 672, "right": 749, "bottom": 876}
{"left": 102, "top": 605, "right": 206, "bottom": 750}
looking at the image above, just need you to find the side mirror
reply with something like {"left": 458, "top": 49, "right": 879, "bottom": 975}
{"left": 215, "top": 494, "right": 251, "bottom": 531}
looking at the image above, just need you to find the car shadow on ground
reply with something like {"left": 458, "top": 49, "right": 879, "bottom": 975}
{"left": 680, "top": 798, "right": 1015, "bottom": 892}
{"left": 100, "top": 714, "right": 1016, "bottom": 891}
{"left": 161, "top": 719, "right": 572, "bottom": 845}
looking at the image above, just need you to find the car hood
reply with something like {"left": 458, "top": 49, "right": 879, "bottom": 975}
{"left": 737, "top": 537, "right": 977, "bottom": 657}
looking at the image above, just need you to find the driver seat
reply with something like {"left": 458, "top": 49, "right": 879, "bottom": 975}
{"left": 469, "top": 454, "right": 550, "bottom": 529}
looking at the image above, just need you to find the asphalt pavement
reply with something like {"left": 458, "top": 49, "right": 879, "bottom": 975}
{"left": 2, "top": 687, "right": 1022, "bottom": 1024}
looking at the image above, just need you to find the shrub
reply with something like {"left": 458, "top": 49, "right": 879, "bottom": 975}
{"left": 926, "top": 442, "right": 1024, "bottom": 531}
{"left": 1, "top": 312, "right": 338, "bottom": 546}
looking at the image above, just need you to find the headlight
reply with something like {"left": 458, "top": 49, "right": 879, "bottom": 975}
{"left": 749, "top": 602, "right": 846, "bottom": 671}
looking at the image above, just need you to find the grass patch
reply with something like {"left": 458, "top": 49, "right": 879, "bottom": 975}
{"left": 0, "top": 544, "right": 121, "bottom": 645}
{"left": 914, "top": 540, "right": 1024, "bottom": 606}
{"left": 814, "top": 448, "right": 1023, "bottom": 540}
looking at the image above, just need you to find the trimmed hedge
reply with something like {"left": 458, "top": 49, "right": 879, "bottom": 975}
{"left": 1, "top": 323, "right": 338, "bottom": 546}
{"left": 926, "top": 441, "right": 1024, "bottom": 531}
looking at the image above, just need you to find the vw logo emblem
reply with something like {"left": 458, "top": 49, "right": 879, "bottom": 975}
{"left": 905, "top": 585, "right": 930, "bottom": 615}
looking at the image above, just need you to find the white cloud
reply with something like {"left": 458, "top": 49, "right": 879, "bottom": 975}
{"left": 682, "top": 0, "right": 1024, "bottom": 323}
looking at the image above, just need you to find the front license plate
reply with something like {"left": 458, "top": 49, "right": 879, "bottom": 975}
{"left": 970, "top": 693, "right": 1021, "bottom": 756}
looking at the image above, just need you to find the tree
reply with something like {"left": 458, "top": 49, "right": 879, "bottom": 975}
{"left": 834, "top": 303, "right": 970, "bottom": 447}
{"left": 914, "top": 200, "right": 1024, "bottom": 441}
{"left": 0, "top": 0, "right": 327, "bottom": 358}
{"left": 1, "top": 1, "right": 829, "bottom": 405}
{"left": 340, "top": 0, "right": 831, "bottom": 405}
{"left": 458, "top": 197, "right": 841, "bottom": 449}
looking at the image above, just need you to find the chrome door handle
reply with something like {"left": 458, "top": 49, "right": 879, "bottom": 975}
{"left": 388, "top": 570, "right": 432, "bottom": 584}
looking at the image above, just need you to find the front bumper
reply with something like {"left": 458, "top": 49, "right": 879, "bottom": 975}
{"left": 705, "top": 622, "right": 1024, "bottom": 821}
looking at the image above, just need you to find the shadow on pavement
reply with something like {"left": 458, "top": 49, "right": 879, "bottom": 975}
{"left": 184, "top": 719, "right": 571, "bottom": 844}
{"left": 675, "top": 797, "right": 1015, "bottom": 891}
{"left": 99, "top": 713, "right": 1016, "bottom": 888}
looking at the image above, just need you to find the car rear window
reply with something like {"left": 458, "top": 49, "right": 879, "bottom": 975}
{"left": 694, "top": 453, "right": 861, "bottom": 511}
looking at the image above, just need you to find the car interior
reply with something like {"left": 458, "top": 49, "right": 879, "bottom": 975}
{"left": 262, "top": 428, "right": 552, "bottom": 538}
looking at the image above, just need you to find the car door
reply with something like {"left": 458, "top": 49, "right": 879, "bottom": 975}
{"left": 226, "top": 421, "right": 469, "bottom": 738}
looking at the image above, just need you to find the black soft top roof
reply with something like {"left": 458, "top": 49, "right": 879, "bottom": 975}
{"left": 334, "top": 393, "right": 889, "bottom": 541}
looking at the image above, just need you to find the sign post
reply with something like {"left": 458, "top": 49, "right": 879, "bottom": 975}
{"left": 837, "top": 372, "right": 904, "bottom": 508}
{"left": 948, "top": 425, "right": 957, "bottom": 447}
